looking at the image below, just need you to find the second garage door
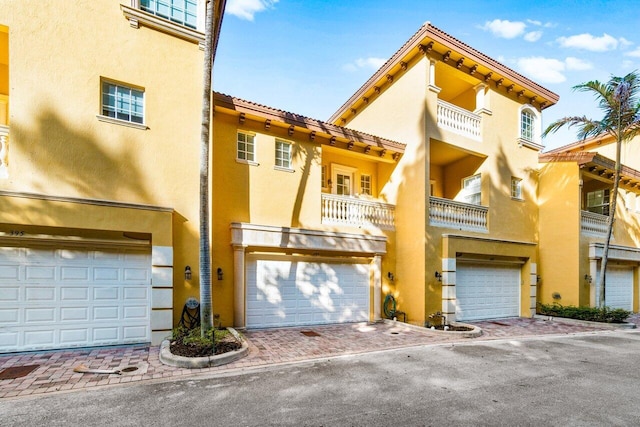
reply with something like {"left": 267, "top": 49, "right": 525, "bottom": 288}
{"left": 246, "top": 257, "right": 370, "bottom": 328}
{"left": 456, "top": 262, "right": 521, "bottom": 321}
{"left": 605, "top": 265, "right": 633, "bottom": 311}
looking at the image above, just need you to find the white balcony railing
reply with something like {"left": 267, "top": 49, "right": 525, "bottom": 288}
{"left": 437, "top": 99, "right": 481, "bottom": 141}
{"left": 429, "top": 196, "right": 488, "bottom": 232}
{"left": 581, "top": 210, "right": 609, "bottom": 235}
{"left": 321, "top": 194, "right": 395, "bottom": 230}
{"left": 0, "top": 125, "right": 8, "bottom": 179}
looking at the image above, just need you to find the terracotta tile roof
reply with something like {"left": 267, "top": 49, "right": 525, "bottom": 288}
{"left": 329, "top": 22, "right": 559, "bottom": 124}
{"left": 539, "top": 151, "right": 640, "bottom": 181}
{"left": 214, "top": 92, "right": 406, "bottom": 152}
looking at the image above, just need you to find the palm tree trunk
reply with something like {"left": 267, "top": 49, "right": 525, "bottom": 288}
{"left": 199, "top": 0, "right": 214, "bottom": 336}
{"left": 596, "top": 132, "right": 623, "bottom": 308}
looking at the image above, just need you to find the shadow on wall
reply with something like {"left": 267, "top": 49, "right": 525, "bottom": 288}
{"left": 11, "top": 107, "right": 155, "bottom": 204}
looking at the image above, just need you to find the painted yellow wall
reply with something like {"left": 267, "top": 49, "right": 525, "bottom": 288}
{"left": 538, "top": 162, "right": 581, "bottom": 306}
{"left": 0, "top": 1, "right": 204, "bottom": 326}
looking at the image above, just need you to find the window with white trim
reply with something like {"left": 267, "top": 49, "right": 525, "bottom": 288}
{"left": 586, "top": 189, "right": 610, "bottom": 216}
{"left": 101, "top": 80, "right": 144, "bottom": 124}
{"left": 511, "top": 177, "right": 523, "bottom": 200}
{"left": 275, "top": 140, "right": 292, "bottom": 169}
{"left": 140, "top": 0, "right": 197, "bottom": 29}
{"left": 237, "top": 132, "right": 256, "bottom": 162}
{"left": 520, "top": 110, "right": 534, "bottom": 141}
{"left": 360, "top": 174, "right": 372, "bottom": 195}
{"left": 462, "top": 174, "right": 481, "bottom": 205}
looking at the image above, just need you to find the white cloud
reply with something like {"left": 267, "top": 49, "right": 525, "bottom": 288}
{"left": 625, "top": 48, "right": 640, "bottom": 58}
{"left": 565, "top": 57, "right": 592, "bottom": 71}
{"left": 517, "top": 57, "right": 566, "bottom": 83}
{"left": 343, "top": 57, "right": 386, "bottom": 72}
{"left": 480, "top": 19, "right": 526, "bottom": 39}
{"left": 524, "top": 31, "right": 542, "bottom": 42}
{"left": 526, "top": 19, "right": 542, "bottom": 26}
{"left": 556, "top": 33, "right": 620, "bottom": 52}
{"left": 226, "top": 0, "right": 278, "bottom": 21}
{"left": 619, "top": 37, "right": 634, "bottom": 48}
{"left": 516, "top": 56, "right": 594, "bottom": 83}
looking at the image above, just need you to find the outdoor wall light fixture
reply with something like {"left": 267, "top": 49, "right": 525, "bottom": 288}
{"left": 217, "top": 267, "right": 223, "bottom": 281}
{"left": 387, "top": 272, "right": 394, "bottom": 282}
{"left": 584, "top": 274, "right": 592, "bottom": 284}
{"left": 435, "top": 271, "right": 442, "bottom": 282}
{"left": 184, "top": 266, "right": 192, "bottom": 281}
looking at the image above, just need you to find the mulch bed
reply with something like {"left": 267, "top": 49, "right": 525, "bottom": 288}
{"left": 170, "top": 334, "right": 241, "bottom": 358}
{"left": 428, "top": 325, "right": 474, "bottom": 332}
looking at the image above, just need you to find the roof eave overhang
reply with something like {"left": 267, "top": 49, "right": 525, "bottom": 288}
{"left": 329, "top": 22, "right": 559, "bottom": 125}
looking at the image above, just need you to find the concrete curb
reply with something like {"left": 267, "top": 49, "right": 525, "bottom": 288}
{"left": 382, "top": 319, "right": 483, "bottom": 338}
{"left": 533, "top": 314, "right": 637, "bottom": 330}
{"left": 159, "top": 327, "right": 249, "bottom": 369}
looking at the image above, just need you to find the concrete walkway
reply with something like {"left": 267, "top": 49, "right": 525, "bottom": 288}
{"left": 1, "top": 315, "right": 637, "bottom": 399}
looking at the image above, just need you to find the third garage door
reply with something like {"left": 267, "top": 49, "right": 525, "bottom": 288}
{"left": 456, "top": 262, "right": 521, "bottom": 321}
{"left": 246, "top": 257, "right": 370, "bottom": 328}
{"left": 605, "top": 265, "right": 633, "bottom": 311}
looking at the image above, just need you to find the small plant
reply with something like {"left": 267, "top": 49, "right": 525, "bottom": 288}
{"left": 538, "top": 302, "right": 630, "bottom": 323}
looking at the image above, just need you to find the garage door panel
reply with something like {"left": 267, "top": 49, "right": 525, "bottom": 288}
{"left": 605, "top": 266, "right": 633, "bottom": 311}
{"left": 26, "top": 265, "right": 56, "bottom": 280}
{"left": 247, "top": 259, "right": 370, "bottom": 328}
{"left": 62, "top": 266, "right": 90, "bottom": 281}
{"left": 457, "top": 263, "right": 520, "bottom": 321}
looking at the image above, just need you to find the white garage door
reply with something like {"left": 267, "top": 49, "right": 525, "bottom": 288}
{"left": 0, "top": 244, "right": 151, "bottom": 352}
{"left": 456, "top": 262, "right": 521, "bottom": 321}
{"left": 246, "top": 258, "right": 370, "bottom": 328}
{"left": 605, "top": 265, "right": 633, "bottom": 311}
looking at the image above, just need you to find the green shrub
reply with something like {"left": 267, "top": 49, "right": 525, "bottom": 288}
{"left": 172, "top": 325, "right": 230, "bottom": 346}
{"left": 538, "top": 302, "right": 630, "bottom": 323}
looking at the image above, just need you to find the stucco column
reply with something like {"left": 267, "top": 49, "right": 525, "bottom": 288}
{"left": 233, "top": 244, "right": 247, "bottom": 328}
{"left": 373, "top": 254, "right": 382, "bottom": 321}
{"left": 474, "top": 83, "right": 491, "bottom": 115}
{"left": 427, "top": 58, "right": 441, "bottom": 93}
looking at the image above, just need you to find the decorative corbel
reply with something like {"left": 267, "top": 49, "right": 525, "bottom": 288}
{"left": 392, "top": 152, "right": 401, "bottom": 161}
{"left": 362, "top": 97, "right": 369, "bottom": 104}
{"left": 379, "top": 149, "right": 387, "bottom": 158}
{"left": 264, "top": 119, "right": 271, "bottom": 130}
{"left": 347, "top": 141, "right": 354, "bottom": 150}
{"left": 309, "top": 131, "right": 316, "bottom": 141}
{"left": 239, "top": 112, "right": 246, "bottom": 124}
{"left": 484, "top": 72, "right": 493, "bottom": 82}
{"left": 374, "top": 86, "right": 381, "bottom": 94}
{"left": 364, "top": 145, "right": 371, "bottom": 154}
{"left": 442, "top": 50, "right": 451, "bottom": 62}
{"left": 400, "top": 61, "right": 408, "bottom": 71}
{"left": 456, "top": 58, "right": 464, "bottom": 69}
{"left": 288, "top": 125, "right": 295, "bottom": 136}
{"left": 495, "top": 78, "right": 504, "bottom": 87}
{"left": 386, "top": 74, "right": 394, "bottom": 83}
{"left": 517, "top": 90, "right": 525, "bottom": 98}
{"left": 507, "top": 84, "right": 514, "bottom": 93}
{"left": 329, "top": 136, "right": 337, "bottom": 146}
{"left": 469, "top": 64, "right": 478, "bottom": 75}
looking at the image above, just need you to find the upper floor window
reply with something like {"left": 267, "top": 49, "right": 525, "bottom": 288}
{"left": 361, "top": 174, "right": 372, "bottom": 195}
{"left": 520, "top": 110, "right": 534, "bottom": 141}
{"left": 101, "top": 81, "right": 144, "bottom": 125}
{"left": 140, "top": 0, "right": 197, "bottom": 29}
{"left": 511, "top": 177, "right": 523, "bottom": 200}
{"left": 321, "top": 165, "right": 327, "bottom": 188}
{"left": 518, "top": 105, "right": 542, "bottom": 150}
{"left": 462, "top": 174, "right": 481, "bottom": 205}
{"left": 587, "top": 189, "right": 610, "bottom": 216}
{"left": 237, "top": 131, "right": 256, "bottom": 163}
{"left": 275, "top": 140, "right": 292, "bottom": 170}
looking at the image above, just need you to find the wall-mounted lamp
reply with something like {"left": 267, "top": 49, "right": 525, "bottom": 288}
{"left": 217, "top": 267, "right": 223, "bottom": 281}
{"left": 584, "top": 274, "right": 592, "bottom": 284}
{"left": 327, "top": 179, "right": 332, "bottom": 189}
{"left": 387, "top": 272, "right": 394, "bottom": 282}
{"left": 552, "top": 292, "right": 561, "bottom": 300}
{"left": 435, "top": 271, "right": 442, "bottom": 282}
{"left": 184, "top": 266, "right": 192, "bottom": 281}
{"left": 536, "top": 275, "right": 541, "bottom": 284}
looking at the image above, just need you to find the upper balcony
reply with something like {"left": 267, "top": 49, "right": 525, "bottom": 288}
{"left": 581, "top": 210, "right": 608, "bottom": 236}
{"left": 437, "top": 99, "right": 481, "bottom": 141}
{"left": 429, "top": 196, "right": 488, "bottom": 232}
{"left": 322, "top": 194, "right": 395, "bottom": 231}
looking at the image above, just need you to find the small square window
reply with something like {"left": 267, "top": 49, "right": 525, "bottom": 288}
{"left": 361, "top": 174, "right": 371, "bottom": 195}
{"left": 101, "top": 81, "right": 144, "bottom": 124}
{"left": 237, "top": 132, "right": 256, "bottom": 162}
{"left": 275, "top": 140, "right": 292, "bottom": 169}
{"left": 511, "top": 177, "right": 523, "bottom": 200}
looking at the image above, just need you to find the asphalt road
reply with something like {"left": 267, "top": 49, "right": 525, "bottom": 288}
{"left": 3, "top": 331, "right": 640, "bottom": 426}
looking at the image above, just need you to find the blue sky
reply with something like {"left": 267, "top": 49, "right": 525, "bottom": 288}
{"left": 215, "top": 0, "right": 640, "bottom": 150}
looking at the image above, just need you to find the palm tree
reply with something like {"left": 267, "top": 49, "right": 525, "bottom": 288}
{"left": 543, "top": 71, "right": 640, "bottom": 307}
{"left": 199, "top": 0, "right": 215, "bottom": 337}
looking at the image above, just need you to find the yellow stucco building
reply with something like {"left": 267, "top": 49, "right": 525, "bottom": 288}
{"left": 5, "top": 2, "right": 636, "bottom": 354}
